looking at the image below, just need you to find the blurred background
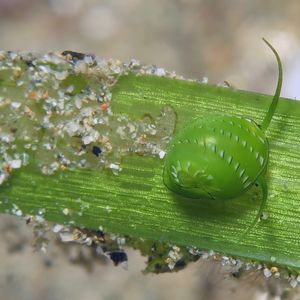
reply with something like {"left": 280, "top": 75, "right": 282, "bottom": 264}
{"left": 1, "top": 1, "right": 300, "bottom": 299}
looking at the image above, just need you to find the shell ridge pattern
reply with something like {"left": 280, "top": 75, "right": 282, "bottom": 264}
{"left": 173, "top": 117, "right": 267, "bottom": 171}
{"left": 163, "top": 115, "right": 269, "bottom": 200}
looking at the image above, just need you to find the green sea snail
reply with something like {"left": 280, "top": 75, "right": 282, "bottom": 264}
{"left": 163, "top": 38, "right": 282, "bottom": 232}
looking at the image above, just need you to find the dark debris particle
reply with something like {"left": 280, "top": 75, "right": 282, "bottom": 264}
{"left": 92, "top": 146, "right": 102, "bottom": 157}
{"left": 24, "top": 59, "right": 35, "bottom": 68}
{"left": 154, "top": 263, "right": 162, "bottom": 272}
{"left": 94, "top": 229, "right": 105, "bottom": 242}
{"left": 44, "top": 258, "right": 54, "bottom": 268}
{"left": 108, "top": 251, "right": 128, "bottom": 266}
{"left": 231, "top": 271, "right": 241, "bottom": 279}
{"left": 61, "top": 51, "right": 86, "bottom": 61}
{"left": 151, "top": 243, "right": 156, "bottom": 252}
{"left": 174, "top": 259, "right": 186, "bottom": 269}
